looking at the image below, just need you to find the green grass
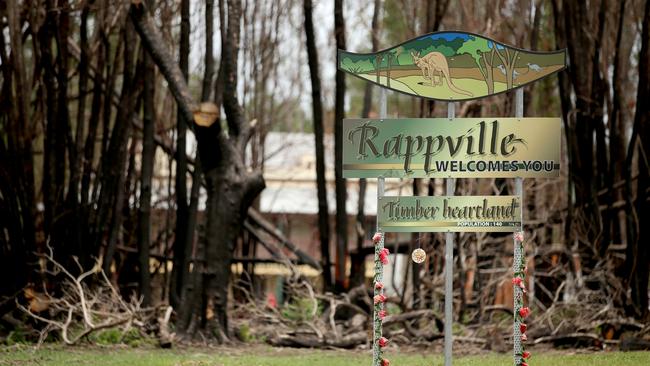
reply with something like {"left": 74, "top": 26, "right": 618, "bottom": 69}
{"left": 357, "top": 73, "right": 512, "bottom": 100}
{"left": 1, "top": 345, "right": 649, "bottom": 366}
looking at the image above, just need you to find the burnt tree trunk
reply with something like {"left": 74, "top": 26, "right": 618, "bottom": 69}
{"left": 202, "top": 0, "right": 265, "bottom": 337}
{"left": 334, "top": 0, "right": 348, "bottom": 293}
{"left": 304, "top": 0, "right": 333, "bottom": 290}
{"left": 137, "top": 0, "right": 156, "bottom": 307}
{"left": 555, "top": 0, "right": 606, "bottom": 263}
{"left": 551, "top": 0, "right": 575, "bottom": 248}
{"left": 177, "top": 0, "right": 214, "bottom": 331}
{"left": 171, "top": 0, "right": 191, "bottom": 308}
{"left": 625, "top": 0, "right": 650, "bottom": 320}
{"left": 62, "top": 3, "right": 89, "bottom": 266}
{"left": 107, "top": 26, "right": 140, "bottom": 275}
{"left": 100, "top": 20, "right": 141, "bottom": 275}
{"left": 349, "top": 0, "right": 380, "bottom": 285}
{"left": 606, "top": 0, "right": 630, "bottom": 254}
{"left": 0, "top": 0, "right": 37, "bottom": 315}
{"left": 601, "top": 0, "right": 632, "bottom": 256}
{"left": 130, "top": 0, "right": 263, "bottom": 338}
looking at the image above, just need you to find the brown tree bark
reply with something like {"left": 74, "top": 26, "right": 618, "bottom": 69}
{"left": 304, "top": 0, "right": 333, "bottom": 290}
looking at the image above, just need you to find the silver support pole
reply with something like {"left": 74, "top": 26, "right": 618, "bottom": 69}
{"left": 513, "top": 88, "right": 524, "bottom": 366}
{"left": 377, "top": 88, "right": 387, "bottom": 226}
{"left": 373, "top": 87, "right": 387, "bottom": 366}
{"left": 378, "top": 87, "right": 387, "bottom": 226}
{"left": 444, "top": 102, "right": 456, "bottom": 366}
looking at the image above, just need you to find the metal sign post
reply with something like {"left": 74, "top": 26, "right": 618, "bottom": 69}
{"left": 372, "top": 88, "right": 387, "bottom": 366}
{"left": 513, "top": 88, "right": 525, "bottom": 366}
{"left": 444, "top": 102, "right": 455, "bottom": 366}
{"left": 337, "top": 30, "right": 566, "bottom": 366}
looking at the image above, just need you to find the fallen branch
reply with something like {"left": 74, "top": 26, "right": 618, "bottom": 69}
{"left": 267, "top": 331, "right": 367, "bottom": 348}
{"left": 533, "top": 332, "right": 602, "bottom": 345}
{"left": 17, "top": 245, "right": 155, "bottom": 346}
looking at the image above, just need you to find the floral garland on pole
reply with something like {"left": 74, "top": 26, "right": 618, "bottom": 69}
{"left": 513, "top": 231, "right": 532, "bottom": 366}
{"left": 372, "top": 232, "right": 390, "bottom": 366}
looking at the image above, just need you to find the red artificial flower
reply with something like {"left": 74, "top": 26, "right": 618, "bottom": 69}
{"left": 378, "top": 337, "right": 389, "bottom": 347}
{"left": 522, "top": 351, "right": 531, "bottom": 359}
{"left": 375, "top": 282, "right": 384, "bottom": 290}
{"left": 521, "top": 333, "right": 528, "bottom": 342}
{"left": 513, "top": 277, "right": 527, "bottom": 293}
{"left": 373, "top": 232, "right": 383, "bottom": 243}
{"left": 378, "top": 309, "right": 388, "bottom": 320}
{"left": 520, "top": 323, "right": 527, "bottom": 333}
{"left": 381, "top": 359, "right": 390, "bottom": 366}
{"left": 266, "top": 293, "right": 277, "bottom": 308}
{"left": 379, "top": 248, "right": 390, "bottom": 265}
{"left": 521, "top": 362, "right": 528, "bottom": 366}
{"left": 374, "top": 294, "right": 387, "bottom": 304}
{"left": 519, "top": 307, "right": 531, "bottom": 318}
{"left": 514, "top": 231, "right": 524, "bottom": 242}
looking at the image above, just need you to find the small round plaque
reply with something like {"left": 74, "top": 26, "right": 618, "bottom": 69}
{"left": 411, "top": 248, "right": 426, "bottom": 264}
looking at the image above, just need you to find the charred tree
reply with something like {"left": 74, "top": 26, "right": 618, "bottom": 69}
{"left": 137, "top": 0, "right": 156, "bottom": 307}
{"left": 101, "top": 22, "right": 141, "bottom": 275}
{"left": 177, "top": 0, "right": 215, "bottom": 331}
{"left": 624, "top": 0, "right": 650, "bottom": 320}
{"left": 350, "top": 0, "right": 382, "bottom": 289}
{"left": 0, "top": 0, "right": 38, "bottom": 316}
{"left": 606, "top": 0, "right": 631, "bottom": 255}
{"left": 334, "top": 0, "right": 347, "bottom": 293}
{"left": 171, "top": 0, "right": 191, "bottom": 308}
{"left": 553, "top": 0, "right": 607, "bottom": 263}
{"left": 304, "top": 0, "right": 333, "bottom": 291}
{"left": 130, "top": 0, "right": 264, "bottom": 338}
{"left": 97, "top": 20, "right": 141, "bottom": 275}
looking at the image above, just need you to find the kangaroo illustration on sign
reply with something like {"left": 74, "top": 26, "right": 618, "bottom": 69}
{"left": 411, "top": 51, "right": 473, "bottom": 97}
{"left": 338, "top": 31, "right": 567, "bottom": 101}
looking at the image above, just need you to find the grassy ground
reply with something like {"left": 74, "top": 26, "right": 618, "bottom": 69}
{"left": 1, "top": 345, "right": 649, "bottom": 366}
{"left": 357, "top": 73, "right": 509, "bottom": 100}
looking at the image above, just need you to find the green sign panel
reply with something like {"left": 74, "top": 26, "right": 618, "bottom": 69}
{"left": 378, "top": 196, "right": 521, "bottom": 232}
{"left": 338, "top": 31, "right": 567, "bottom": 101}
{"left": 343, "top": 118, "right": 560, "bottom": 178}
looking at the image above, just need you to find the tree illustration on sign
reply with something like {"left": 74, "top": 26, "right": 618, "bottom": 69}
{"left": 456, "top": 36, "right": 497, "bottom": 94}
{"left": 495, "top": 47, "right": 520, "bottom": 89}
